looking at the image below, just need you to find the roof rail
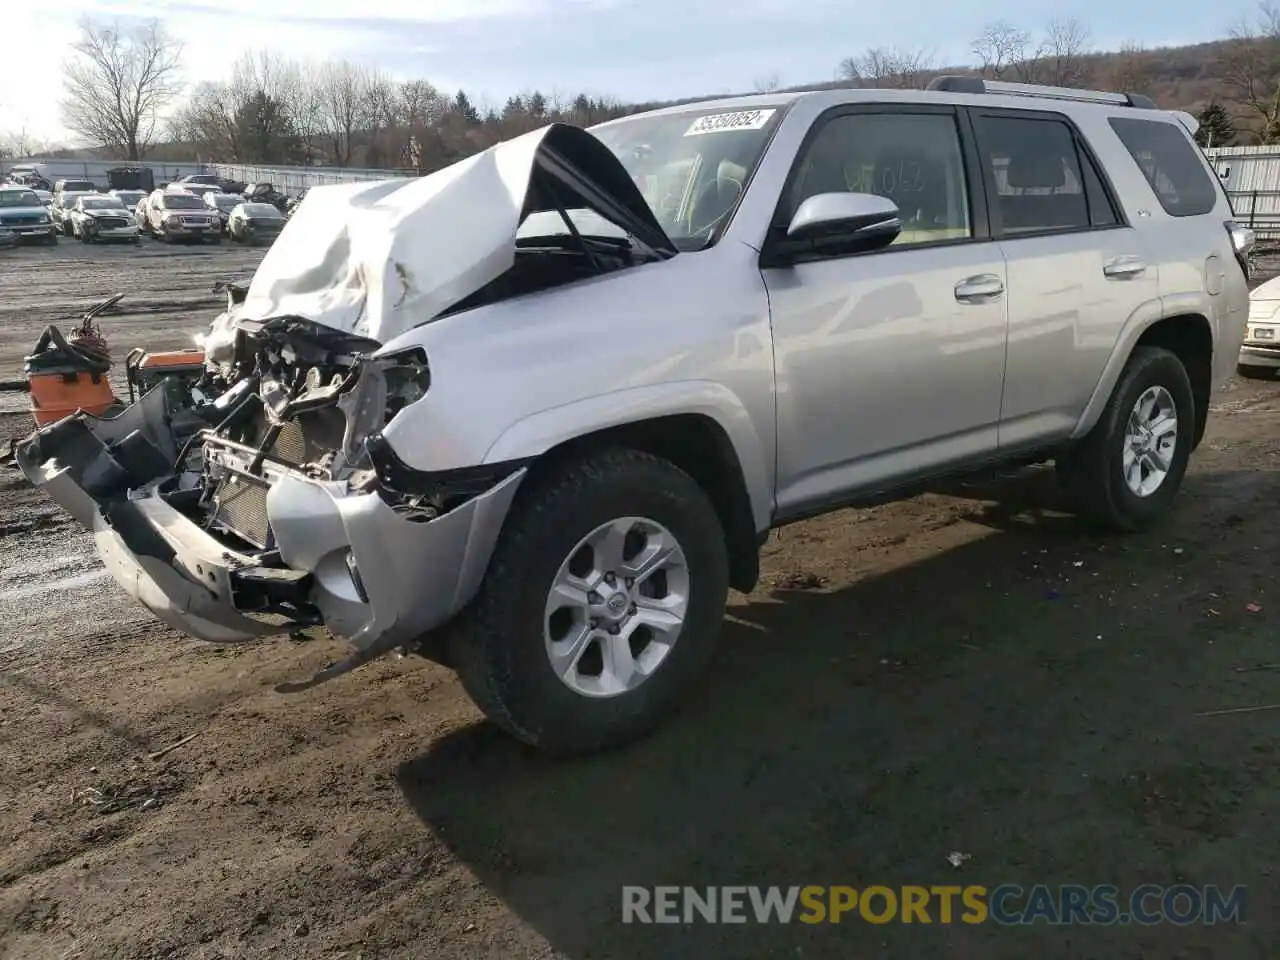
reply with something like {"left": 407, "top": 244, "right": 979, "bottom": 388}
{"left": 927, "top": 75, "right": 1156, "bottom": 110}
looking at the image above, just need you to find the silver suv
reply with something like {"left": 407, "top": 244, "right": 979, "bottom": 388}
{"left": 18, "top": 78, "right": 1251, "bottom": 755}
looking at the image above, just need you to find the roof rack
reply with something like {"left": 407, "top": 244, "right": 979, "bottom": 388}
{"left": 926, "top": 75, "right": 1156, "bottom": 110}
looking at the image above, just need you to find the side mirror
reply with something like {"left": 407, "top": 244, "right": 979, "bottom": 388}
{"left": 786, "top": 192, "right": 901, "bottom": 246}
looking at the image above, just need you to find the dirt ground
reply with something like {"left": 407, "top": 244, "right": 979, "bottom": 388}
{"left": 2, "top": 243, "right": 1280, "bottom": 959}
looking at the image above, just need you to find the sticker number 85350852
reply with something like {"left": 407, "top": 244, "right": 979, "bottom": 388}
{"left": 684, "top": 109, "right": 777, "bottom": 136}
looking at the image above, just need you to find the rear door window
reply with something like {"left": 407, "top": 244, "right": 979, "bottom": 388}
{"left": 1107, "top": 117, "right": 1218, "bottom": 217}
{"left": 972, "top": 113, "right": 1118, "bottom": 236}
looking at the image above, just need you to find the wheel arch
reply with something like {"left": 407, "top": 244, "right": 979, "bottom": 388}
{"left": 508, "top": 413, "right": 765, "bottom": 594}
{"left": 1074, "top": 306, "right": 1214, "bottom": 449}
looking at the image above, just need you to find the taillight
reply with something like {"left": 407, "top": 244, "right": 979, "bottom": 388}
{"left": 1227, "top": 220, "right": 1256, "bottom": 279}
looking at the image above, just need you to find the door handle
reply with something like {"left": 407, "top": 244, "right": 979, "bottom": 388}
{"left": 954, "top": 274, "right": 1004, "bottom": 302}
{"left": 1103, "top": 255, "right": 1146, "bottom": 279}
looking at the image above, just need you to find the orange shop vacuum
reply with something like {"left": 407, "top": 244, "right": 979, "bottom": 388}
{"left": 23, "top": 294, "right": 124, "bottom": 427}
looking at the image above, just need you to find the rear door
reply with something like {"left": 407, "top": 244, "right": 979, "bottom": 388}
{"left": 967, "top": 107, "right": 1159, "bottom": 451}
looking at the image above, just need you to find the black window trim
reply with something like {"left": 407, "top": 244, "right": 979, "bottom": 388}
{"left": 759, "top": 101, "right": 991, "bottom": 268}
{"left": 966, "top": 106, "right": 1130, "bottom": 242}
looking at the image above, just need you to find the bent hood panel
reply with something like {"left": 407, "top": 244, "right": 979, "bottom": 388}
{"left": 240, "top": 123, "right": 673, "bottom": 345}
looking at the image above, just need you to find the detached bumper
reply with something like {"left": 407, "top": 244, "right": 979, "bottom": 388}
{"left": 17, "top": 397, "right": 525, "bottom": 657}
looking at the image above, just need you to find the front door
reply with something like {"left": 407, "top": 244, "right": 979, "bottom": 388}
{"left": 761, "top": 105, "right": 1010, "bottom": 518}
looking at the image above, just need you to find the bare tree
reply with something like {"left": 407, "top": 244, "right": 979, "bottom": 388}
{"left": 60, "top": 17, "right": 183, "bottom": 159}
{"left": 838, "top": 47, "right": 935, "bottom": 88}
{"left": 1039, "top": 17, "right": 1093, "bottom": 86}
{"left": 971, "top": 21, "right": 1031, "bottom": 79}
{"left": 1109, "top": 41, "right": 1155, "bottom": 95}
{"left": 316, "top": 60, "right": 372, "bottom": 166}
{"left": 1217, "top": 3, "right": 1280, "bottom": 141}
{"left": 753, "top": 73, "right": 782, "bottom": 93}
{"left": 0, "top": 128, "right": 56, "bottom": 159}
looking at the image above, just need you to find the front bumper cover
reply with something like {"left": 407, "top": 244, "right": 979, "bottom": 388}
{"left": 17, "top": 389, "right": 525, "bottom": 678}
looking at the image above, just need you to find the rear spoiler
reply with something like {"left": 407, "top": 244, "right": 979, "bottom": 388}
{"left": 1170, "top": 110, "right": 1199, "bottom": 137}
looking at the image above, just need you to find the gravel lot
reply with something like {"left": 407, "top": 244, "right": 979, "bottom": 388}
{"left": 2, "top": 243, "right": 1279, "bottom": 959}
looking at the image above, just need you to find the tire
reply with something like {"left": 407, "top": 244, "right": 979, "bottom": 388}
{"left": 450, "top": 447, "right": 731, "bottom": 755}
{"left": 43, "top": 233, "right": 57, "bottom": 246}
{"left": 1056, "top": 346, "right": 1195, "bottom": 532}
{"left": 1237, "top": 363, "right": 1275, "bottom": 380}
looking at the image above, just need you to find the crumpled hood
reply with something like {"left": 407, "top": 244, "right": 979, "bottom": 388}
{"left": 239, "top": 122, "right": 674, "bottom": 345}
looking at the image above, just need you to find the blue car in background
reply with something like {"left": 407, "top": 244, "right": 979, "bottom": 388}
{"left": 0, "top": 186, "right": 58, "bottom": 245}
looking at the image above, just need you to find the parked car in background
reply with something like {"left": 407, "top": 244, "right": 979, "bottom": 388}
{"left": 11, "top": 172, "right": 53, "bottom": 191}
{"left": 31, "top": 189, "right": 54, "bottom": 208}
{"left": 132, "top": 198, "right": 150, "bottom": 231}
{"left": 176, "top": 183, "right": 220, "bottom": 200}
{"left": 242, "top": 182, "right": 289, "bottom": 211}
{"left": 51, "top": 191, "right": 95, "bottom": 235}
{"left": 181, "top": 173, "right": 245, "bottom": 194}
{"left": 109, "top": 189, "right": 147, "bottom": 210}
{"left": 228, "top": 201, "right": 286, "bottom": 244}
{"left": 203, "top": 192, "right": 242, "bottom": 232}
{"left": 143, "top": 188, "right": 221, "bottom": 243}
{"left": 53, "top": 179, "right": 97, "bottom": 198}
{"left": 0, "top": 186, "right": 57, "bottom": 244}
{"left": 68, "top": 194, "right": 140, "bottom": 243}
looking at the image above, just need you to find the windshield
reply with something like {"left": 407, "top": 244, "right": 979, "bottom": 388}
{"left": 81, "top": 197, "right": 124, "bottom": 210}
{"left": 582, "top": 105, "right": 785, "bottom": 249}
{"left": 0, "top": 190, "right": 40, "bottom": 208}
{"left": 162, "top": 194, "right": 204, "bottom": 210}
{"left": 114, "top": 192, "right": 143, "bottom": 204}
{"left": 243, "top": 203, "right": 282, "bottom": 217}
{"left": 209, "top": 194, "right": 240, "bottom": 209}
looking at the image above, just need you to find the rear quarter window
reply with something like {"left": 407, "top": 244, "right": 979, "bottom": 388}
{"left": 1107, "top": 117, "right": 1218, "bottom": 217}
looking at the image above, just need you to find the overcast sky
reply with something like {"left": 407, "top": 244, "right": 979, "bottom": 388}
{"left": 1, "top": 0, "right": 1235, "bottom": 143}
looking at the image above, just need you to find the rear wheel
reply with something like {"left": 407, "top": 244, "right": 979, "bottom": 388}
{"left": 451, "top": 448, "right": 730, "bottom": 755}
{"left": 1057, "top": 346, "right": 1194, "bottom": 532}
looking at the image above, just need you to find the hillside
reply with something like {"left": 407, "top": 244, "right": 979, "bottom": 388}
{"left": 13, "top": 34, "right": 1276, "bottom": 171}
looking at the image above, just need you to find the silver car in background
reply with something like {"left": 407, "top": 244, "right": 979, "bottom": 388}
{"left": 227, "top": 201, "right": 286, "bottom": 244}
{"left": 143, "top": 189, "right": 221, "bottom": 243}
{"left": 203, "top": 192, "right": 243, "bottom": 233}
{"left": 68, "top": 195, "right": 141, "bottom": 244}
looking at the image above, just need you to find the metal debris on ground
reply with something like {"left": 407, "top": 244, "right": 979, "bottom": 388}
{"left": 945, "top": 851, "right": 971, "bottom": 868}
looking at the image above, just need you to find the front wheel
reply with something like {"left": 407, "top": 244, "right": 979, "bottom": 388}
{"left": 451, "top": 448, "right": 730, "bottom": 755}
{"left": 1057, "top": 346, "right": 1195, "bottom": 532}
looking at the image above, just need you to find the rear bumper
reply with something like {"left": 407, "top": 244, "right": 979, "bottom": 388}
{"left": 16, "top": 392, "right": 525, "bottom": 655}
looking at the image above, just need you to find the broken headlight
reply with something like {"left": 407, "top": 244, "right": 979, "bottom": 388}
{"left": 339, "top": 348, "right": 430, "bottom": 467}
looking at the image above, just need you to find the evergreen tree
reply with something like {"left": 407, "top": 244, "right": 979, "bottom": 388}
{"left": 1195, "top": 102, "right": 1236, "bottom": 148}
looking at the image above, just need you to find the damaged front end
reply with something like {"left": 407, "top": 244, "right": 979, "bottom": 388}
{"left": 16, "top": 317, "right": 525, "bottom": 688}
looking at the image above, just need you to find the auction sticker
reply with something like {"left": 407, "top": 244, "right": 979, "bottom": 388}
{"left": 684, "top": 109, "right": 776, "bottom": 136}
